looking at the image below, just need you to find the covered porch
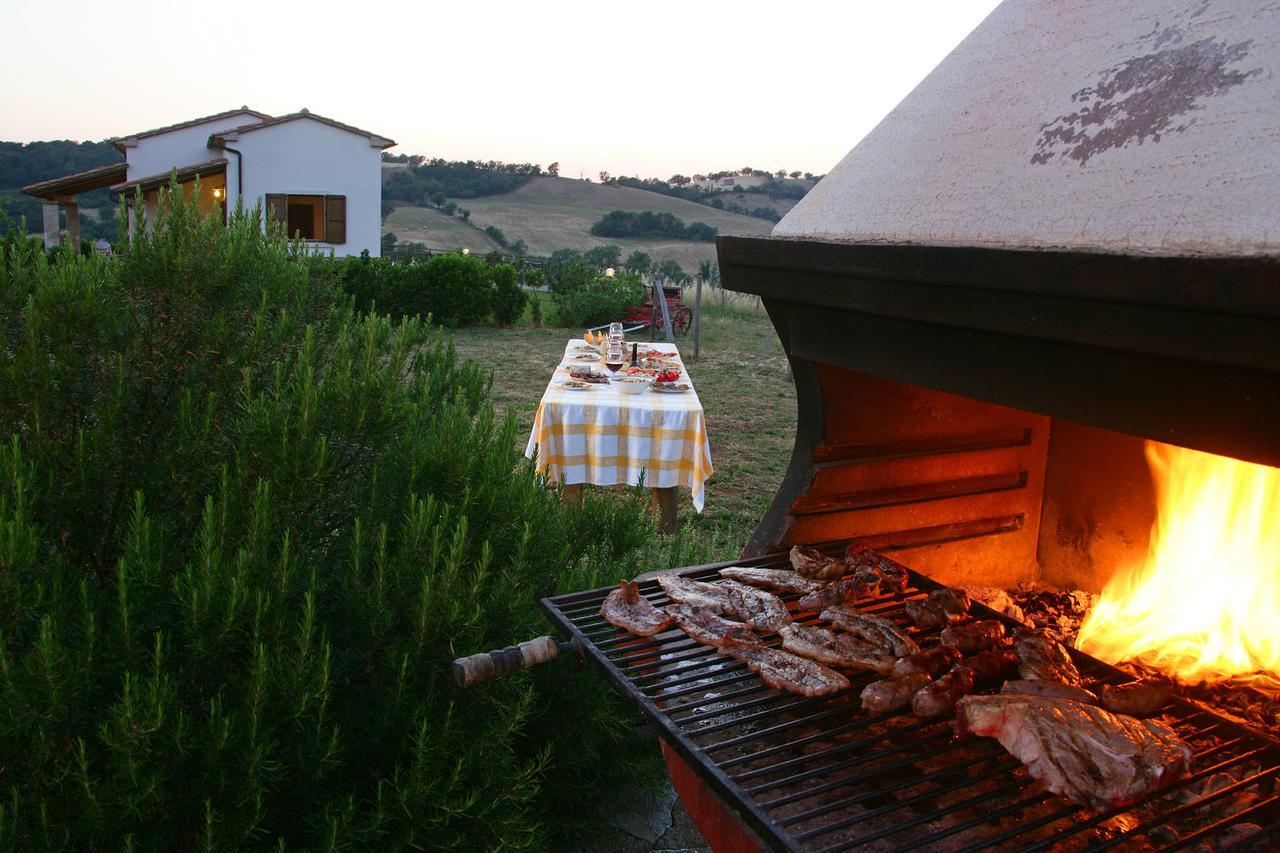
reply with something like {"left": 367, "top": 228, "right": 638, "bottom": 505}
{"left": 21, "top": 162, "right": 127, "bottom": 248}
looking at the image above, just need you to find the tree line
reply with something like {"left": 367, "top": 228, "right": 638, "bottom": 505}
{"left": 590, "top": 210, "right": 717, "bottom": 242}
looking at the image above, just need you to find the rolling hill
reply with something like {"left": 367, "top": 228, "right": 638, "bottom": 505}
{"left": 383, "top": 176, "right": 775, "bottom": 270}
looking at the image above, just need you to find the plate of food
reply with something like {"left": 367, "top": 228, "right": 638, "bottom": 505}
{"left": 568, "top": 368, "right": 610, "bottom": 384}
{"left": 569, "top": 353, "right": 600, "bottom": 361}
{"left": 558, "top": 379, "right": 592, "bottom": 391}
{"left": 641, "top": 356, "right": 681, "bottom": 370}
{"left": 650, "top": 381, "right": 692, "bottom": 393}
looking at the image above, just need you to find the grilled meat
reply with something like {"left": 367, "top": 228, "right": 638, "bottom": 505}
{"left": 1014, "top": 629, "right": 1083, "bottom": 686}
{"left": 848, "top": 549, "right": 909, "bottom": 594}
{"left": 962, "top": 649, "right": 1019, "bottom": 685}
{"left": 600, "top": 581, "right": 675, "bottom": 636}
{"left": 821, "top": 606, "right": 920, "bottom": 657}
{"left": 1002, "top": 679, "right": 1099, "bottom": 705}
{"left": 893, "top": 645, "right": 964, "bottom": 678}
{"left": 956, "top": 695, "right": 1192, "bottom": 810}
{"left": 668, "top": 605, "right": 759, "bottom": 648}
{"left": 779, "top": 624, "right": 897, "bottom": 673}
{"left": 904, "top": 588, "right": 971, "bottom": 629}
{"left": 719, "top": 567, "right": 819, "bottom": 595}
{"left": 719, "top": 638, "right": 851, "bottom": 697}
{"left": 861, "top": 672, "right": 932, "bottom": 713}
{"left": 912, "top": 666, "right": 975, "bottom": 718}
{"left": 1100, "top": 680, "right": 1173, "bottom": 717}
{"left": 789, "top": 545, "right": 846, "bottom": 580}
{"left": 721, "top": 581, "right": 792, "bottom": 633}
{"left": 657, "top": 574, "right": 732, "bottom": 613}
{"left": 795, "top": 570, "right": 880, "bottom": 611}
{"left": 940, "top": 620, "right": 1007, "bottom": 654}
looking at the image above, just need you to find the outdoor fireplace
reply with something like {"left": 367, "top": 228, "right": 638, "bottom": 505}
{"left": 527, "top": 0, "right": 1280, "bottom": 847}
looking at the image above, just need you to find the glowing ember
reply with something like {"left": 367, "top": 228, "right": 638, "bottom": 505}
{"left": 1077, "top": 442, "right": 1280, "bottom": 696}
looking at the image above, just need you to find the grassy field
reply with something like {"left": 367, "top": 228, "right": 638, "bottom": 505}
{"left": 446, "top": 290, "right": 796, "bottom": 558}
{"left": 384, "top": 176, "right": 774, "bottom": 272}
{"left": 384, "top": 204, "right": 503, "bottom": 254}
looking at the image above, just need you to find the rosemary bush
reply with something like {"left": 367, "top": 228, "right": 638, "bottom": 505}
{"left": 0, "top": 195, "right": 664, "bottom": 849}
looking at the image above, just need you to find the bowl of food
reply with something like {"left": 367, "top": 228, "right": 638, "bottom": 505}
{"left": 609, "top": 375, "right": 653, "bottom": 396}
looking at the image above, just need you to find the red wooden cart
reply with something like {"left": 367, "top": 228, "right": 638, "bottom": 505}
{"left": 623, "top": 283, "right": 694, "bottom": 336}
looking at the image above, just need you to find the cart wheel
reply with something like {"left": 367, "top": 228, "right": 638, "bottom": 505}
{"left": 673, "top": 306, "right": 693, "bottom": 336}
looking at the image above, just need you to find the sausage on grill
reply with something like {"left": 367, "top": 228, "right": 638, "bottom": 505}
{"left": 861, "top": 672, "right": 932, "bottom": 713}
{"left": 892, "top": 645, "right": 963, "bottom": 678}
{"left": 1100, "top": 680, "right": 1172, "bottom": 716}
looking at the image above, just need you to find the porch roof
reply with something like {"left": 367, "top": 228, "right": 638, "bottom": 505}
{"left": 110, "top": 159, "right": 228, "bottom": 196}
{"left": 22, "top": 162, "right": 128, "bottom": 200}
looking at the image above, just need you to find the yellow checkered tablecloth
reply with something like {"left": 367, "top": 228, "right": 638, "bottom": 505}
{"left": 524, "top": 340, "right": 714, "bottom": 511}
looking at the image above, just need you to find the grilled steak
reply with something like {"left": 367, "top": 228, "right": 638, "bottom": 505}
{"left": 779, "top": 624, "right": 897, "bottom": 673}
{"left": 861, "top": 672, "right": 932, "bottom": 713}
{"left": 821, "top": 606, "right": 920, "bottom": 657}
{"left": 721, "top": 581, "right": 792, "bottom": 633}
{"left": 720, "top": 567, "right": 819, "bottom": 595}
{"left": 962, "top": 649, "right": 1019, "bottom": 684}
{"left": 1100, "top": 680, "right": 1172, "bottom": 717}
{"left": 719, "top": 638, "right": 851, "bottom": 697}
{"left": 668, "top": 605, "right": 759, "bottom": 648}
{"left": 912, "top": 666, "right": 975, "bottom": 718}
{"left": 789, "top": 545, "right": 846, "bottom": 580}
{"left": 940, "top": 620, "right": 1007, "bottom": 654}
{"left": 1015, "top": 629, "right": 1083, "bottom": 686}
{"left": 905, "top": 588, "right": 971, "bottom": 629}
{"left": 657, "top": 574, "right": 732, "bottom": 613}
{"left": 893, "top": 645, "right": 964, "bottom": 678}
{"left": 600, "top": 581, "right": 675, "bottom": 636}
{"left": 848, "top": 549, "right": 909, "bottom": 594}
{"left": 956, "top": 695, "right": 1192, "bottom": 810}
{"left": 1002, "top": 679, "right": 1099, "bottom": 705}
{"left": 795, "top": 570, "right": 880, "bottom": 611}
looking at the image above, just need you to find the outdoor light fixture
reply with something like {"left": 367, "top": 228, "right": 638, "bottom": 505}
{"left": 212, "top": 188, "right": 225, "bottom": 200}
{"left": 605, "top": 268, "right": 615, "bottom": 277}
{"left": 462, "top": 248, "right": 470, "bottom": 255}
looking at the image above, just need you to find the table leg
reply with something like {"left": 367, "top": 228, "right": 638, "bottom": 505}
{"left": 563, "top": 484, "right": 584, "bottom": 507}
{"left": 651, "top": 487, "right": 680, "bottom": 535}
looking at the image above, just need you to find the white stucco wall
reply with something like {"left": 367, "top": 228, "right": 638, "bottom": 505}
{"left": 233, "top": 118, "right": 384, "bottom": 257}
{"left": 124, "top": 112, "right": 264, "bottom": 181}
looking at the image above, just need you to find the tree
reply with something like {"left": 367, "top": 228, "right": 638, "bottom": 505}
{"left": 381, "top": 231, "right": 398, "bottom": 252}
{"left": 429, "top": 192, "right": 446, "bottom": 207}
{"left": 598, "top": 171, "right": 611, "bottom": 184}
{"left": 657, "top": 258, "right": 687, "bottom": 283}
{"left": 775, "top": 169, "right": 788, "bottom": 178}
{"left": 509, "top": 239, "right": 527, "bottom": 256}
{"left": 624, "top": 251, "right": 651, "bottom": 275}
{"left": 668, "top": 174, "right": 690, "bottom": 186}
{"left": 698, "top": 260, "right": 713, "bottom": 283}
{"left": 442, "top": 201, "right": 458, "bottom": 216}
{"left": 790, "top": 171, "right": 803, "bottom": 179}
{"left": 584, "top": 244, "right": 622, "bottom": 269}
{"left": 547, "top": 162, "right": 560, "bottom": 177}
{"left": 458, "top": 208, "right": 470, "bottom": 222}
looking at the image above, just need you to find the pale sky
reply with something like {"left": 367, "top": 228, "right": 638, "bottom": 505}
{"left": 0, "top": 0, "right": 1001, "bottom": 181}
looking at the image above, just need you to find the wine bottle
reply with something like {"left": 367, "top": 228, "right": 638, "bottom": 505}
{"left": 630, "top": 342, "right": 638, "bottom": 367}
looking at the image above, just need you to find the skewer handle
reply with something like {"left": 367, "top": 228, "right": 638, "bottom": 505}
{"left": 453, "top": 635, "right": 561, "bottom": 688}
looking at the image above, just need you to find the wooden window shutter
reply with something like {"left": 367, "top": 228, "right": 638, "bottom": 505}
{"left": 266, "top": 194, "right": 287, "bottom": 231}
{"left": 324, "top": 195, "right": 346, "bottom": 244}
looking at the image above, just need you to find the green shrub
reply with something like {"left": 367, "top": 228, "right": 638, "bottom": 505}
{"left": 552, "top": 271, "right": 647, "bottom": 328}
{"left": 335, "top": 252, "right": 494, "bottom": 328}
{"left": 491, "top": 262, "right": 527, "bottom": 325}
{"left": 0, "top": 191, "right": 664, "bottom": 849}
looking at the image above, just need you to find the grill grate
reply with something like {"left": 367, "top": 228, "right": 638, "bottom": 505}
{"left": 542, "top": 548, "right": 1280, "bottom": 851}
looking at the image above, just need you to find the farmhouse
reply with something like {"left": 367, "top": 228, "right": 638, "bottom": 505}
{"left": 22, "top": 106, "right": 395, "bottom": 257}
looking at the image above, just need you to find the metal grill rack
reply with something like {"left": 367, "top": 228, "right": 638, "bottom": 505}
{"left": 541, "top": 548, "right": 1280, "bottom": 851}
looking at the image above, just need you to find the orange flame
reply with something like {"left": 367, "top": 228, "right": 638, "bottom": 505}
{"left": 1076, "top": 441, "right": 1280, "bottom": 695}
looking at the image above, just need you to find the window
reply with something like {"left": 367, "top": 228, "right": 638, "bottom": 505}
{"left": 266, "top": 194, "right": 346, "bottom": 243}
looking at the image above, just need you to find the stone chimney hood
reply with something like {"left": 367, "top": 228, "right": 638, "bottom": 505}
{"left": 775, "top": 0, "right": 1279, "bottom": 258}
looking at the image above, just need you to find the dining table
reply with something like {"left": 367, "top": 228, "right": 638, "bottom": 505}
{"left": 524, "top": 338, "right": 714, "bottom": 533}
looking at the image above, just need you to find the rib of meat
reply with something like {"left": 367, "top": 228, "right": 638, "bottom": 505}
{"left": 719, "top": 638, "right": 850, "bottom": 697}
{"left": 720, "top": 567, "right": 819, "bottom": 595}
{"left": 600, "top": 581, "right": 675, "bottom": 636}
{"left": 962, "top": 649, "right": 1019, "bottom": 684}
{"left": 940, "top": 620, "right": 1007, "bottom": 654}
{"left": 956, "top": 695, "right": 1192, "bottom": 810}
{"left": 789, "top": 545, "right": 846, "bottom": 580}
{"left": 1100, "top": 681, "right": 1172, "bottom": 717}
{"left": 893, "top": 645, "right": 964, "bottom": 678}
{"left": 721, "top": 581, "right": 792, "bottom": 633}
{"left": 795, "top": 570, "right": 880, "bottom": 611}
{"left": 847, "top": 549, "right": 909, "bottom": 594}
{"left": 657, "top": 575, "right": 732, "bottom": 613}
{"left": 905, "top": 588, "right": 972, "bottom": 629}
{"left": 912, "top": 666, "right": 975, "bottom": 718}
{"left": 779, "top": 624, "right": 897, "bottom": 673}
{"left": 668, "top": 605, "right": 759, "bottom": 648}
{"left": 861, "top": 672, "right": 932, "bottom": 713}
{"left": 1002, "top": 679, "right": 1099, "bottom": 705}
{"left": 820, "top": 606, "right": 920, "bottom": 657}
{"left": 1015, "top": 629, "right": 1083, "bottom": 686}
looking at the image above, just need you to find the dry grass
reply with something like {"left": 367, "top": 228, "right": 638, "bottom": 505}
{"left": 446, "top": 293, "right": 795, "bottom": 556}
{"left": 383, "top": 205, "right": 503, "bottom": 254}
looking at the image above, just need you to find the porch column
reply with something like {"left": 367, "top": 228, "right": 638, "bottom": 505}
{"left": 42, "top": 202, "right": 61, "bottom": 248}
{"left": 64, "top": 201, "right": 80, "bottom": 247}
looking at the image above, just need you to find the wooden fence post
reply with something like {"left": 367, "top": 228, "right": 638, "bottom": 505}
{"left": 693, "top": 277, "right": 703, "bottom": 360}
